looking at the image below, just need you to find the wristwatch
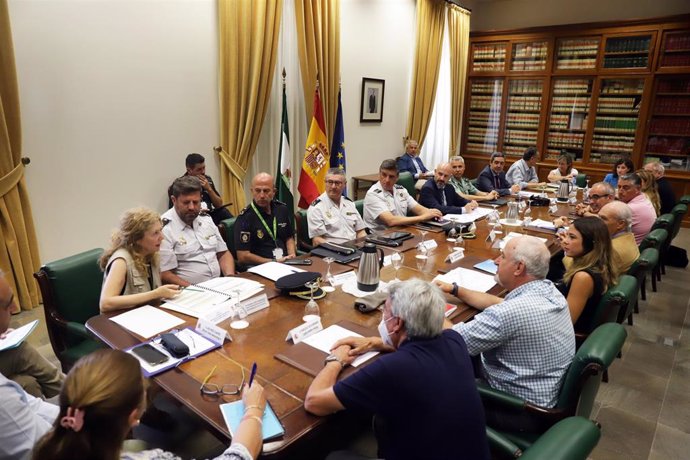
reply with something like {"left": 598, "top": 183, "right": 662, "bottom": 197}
{"left": 324, "top": 354, "right": 346, "bottom": 369}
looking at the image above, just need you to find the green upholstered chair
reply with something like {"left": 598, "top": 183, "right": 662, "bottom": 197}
{"left": 573, "top": 275, "right": 637, "bottom": 341}
{"left": 354, "top": 199, "right": 364, "bottom": 218}
{"left": 396, "top": 171, "right": 416, "bottom": 199}
{"left": 670, "top": 203, "right": 688, "bottom": 241}
{"left": 487, "top": 416, "right": 601, "bottom": 460}
{"left": 33, "top": 249, "right": 105, "bottom": 372}
{"left": 295, "top": 209, "right": 313, "bottom": 253}
{"left": 575, "top": 173, "right": 588, "bottom": 188}
{"left": 218, "top": 217, "right": 237, "bottom": 257}
{"left": 479, "top": 323, "right": 627, "bottom": 450}
{"left": 680, "top": 194, "right": 690, "bottom": 206}
{"left": 627, "top": 247, "right": 658, "bottom": 315}
{"left": 651, "top": 213, "right": 674, "bottom": 276}
{"left": 639, "top": 228, "right": 668, "bottom": 293}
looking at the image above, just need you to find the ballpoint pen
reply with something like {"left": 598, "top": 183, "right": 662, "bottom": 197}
{"left": 248, "top": 362, "right": 258, "bottom": 387}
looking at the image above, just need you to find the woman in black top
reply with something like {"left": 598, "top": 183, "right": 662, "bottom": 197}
{"left": 558, "top": 217, "right": 618, "bottom": 331}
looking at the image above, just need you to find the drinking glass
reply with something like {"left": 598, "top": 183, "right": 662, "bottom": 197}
{"left": 323, "top": 256, "right": 336, "bottom": 287}
{"left": 230, "top": 290, "right": 249, "bottom": 329}
{"left": 391, "top": 251, "right": 404, "bottom": 282}
{"left": 303, "top": 280, "right": 321, "bottom": 322}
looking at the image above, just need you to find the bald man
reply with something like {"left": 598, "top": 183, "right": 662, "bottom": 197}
{"left": 419, "top": 163, "right": 478, "bottom": 215}
{"left": 235, "top": 172, "right": 296, "bottom": 266}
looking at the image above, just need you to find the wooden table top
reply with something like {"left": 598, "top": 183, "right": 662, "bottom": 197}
{"left": 86, "top": 198, "right": 567, "bottom": 458}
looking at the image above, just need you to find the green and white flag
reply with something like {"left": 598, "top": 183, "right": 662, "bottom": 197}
{"left": 275, "top": 79, "right": 294, "bottom": 227}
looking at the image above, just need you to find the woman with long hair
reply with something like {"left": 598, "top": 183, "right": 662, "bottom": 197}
{"left": 558, "top": 217, "right": 619, "bottom": 331}
{"left": 603, "top": 156, "right": 634, "bottom": 189}
{"left": 637, "top": 169, "right": 661, "bottom": 216}
{"left": 99, "top": 207, "right": 180, "bottom": 312}
{"left": 33, "top": 349, "right": 265, "bottom": 460}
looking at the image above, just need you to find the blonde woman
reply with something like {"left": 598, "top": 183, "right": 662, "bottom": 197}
{"left": 637, "top": 169, "right": 661, "bottom": 216}
{"left": 99, "top": 208, "right": 180, "bottom": 312}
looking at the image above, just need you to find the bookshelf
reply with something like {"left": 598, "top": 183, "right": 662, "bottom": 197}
{"left": 471, "top": 43, "right": 507, "bottom": 72}
{"left": 659, "top": 30, "right": 690, "bottom": 71}
{"left": 644, "top": 76, "right": 690, "bottom": 171}
{"left": 602, "top": 35, "right": 653, "bottom": 70}
{"left": 546, "top": 78, "right": 592, "bottom": 161}
{"left": 466, "top": 78, "right": 504, "bottom": 154}
{"left": 510, "top": 41, "right": 549, "bottom": 72}
{"left": 503, "top": 79, "right": 543, "bottom": 157}
{"left": 555, "top": 38, "right": 600, "bottom": 70}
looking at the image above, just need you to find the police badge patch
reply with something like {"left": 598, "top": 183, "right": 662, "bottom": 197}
{"left": 257, "top": 229, "right": 264, "bottom": 239}
{"left": 240, "top": 231, "right": 250, "bottom": 243}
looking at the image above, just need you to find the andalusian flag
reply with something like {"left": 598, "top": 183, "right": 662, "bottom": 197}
{"left": 297, "top": 86, "right": 330, "bottom": 208}
{"left": 275, "top": 77, "right": 294, "bottom": 226}
{"left": 330, "top": 87, "right": 346, "bottom": 195}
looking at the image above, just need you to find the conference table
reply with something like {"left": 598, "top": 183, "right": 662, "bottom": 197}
{"left": 86, "top": 195, "right": 569, "bottom": 458}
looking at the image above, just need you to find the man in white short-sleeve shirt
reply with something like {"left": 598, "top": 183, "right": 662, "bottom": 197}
{"left": 161, "top": 176, "right": 235, "bottom": 286}
{"left": 308, "top": 168, "right": 367, "bottom": 245}
{"left": 363, "top": 159, "right": 442, "bottom": 231}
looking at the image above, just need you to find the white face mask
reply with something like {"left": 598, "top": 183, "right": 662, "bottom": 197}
{"left": 378, "top": 316, "right": 395, "bottom": 348}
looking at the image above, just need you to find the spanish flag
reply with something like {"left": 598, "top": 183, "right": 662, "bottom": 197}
{"left": 297, "top": 86, "right": 330, "bottom": 208}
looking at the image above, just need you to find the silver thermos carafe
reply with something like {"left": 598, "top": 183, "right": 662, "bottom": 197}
{"left": 357, "top": 242, "right": 384, "bottom": 292}
{"left": 557, "top": 179, "right": 571, "bottom": 202}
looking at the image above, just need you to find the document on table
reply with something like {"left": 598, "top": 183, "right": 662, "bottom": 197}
{"left": 444, "top": 206, "right": 493, "bottom": 224}
{"left": 247, "top": 261, "right": 305, "bottom": 282}
{"left": 0, "top": 320, "right": 38, "bottom": 351}
{"left": 301, "top": 325, "right": 379, "bottom": 367}
{"left": 109, "top": 305, "right": 186, "bottom": 339}
{"left": 162, "top": 277, "right": 264, "bottom": 318}
{"left": 433, "top": 267, "right": 497, "bottom": 293}
{"left": 529, "top": 219, "right": 557, "bottom": 230}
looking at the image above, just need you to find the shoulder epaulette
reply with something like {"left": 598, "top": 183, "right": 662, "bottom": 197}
{"left": 394, "top": 184, "right": 404, "bottom": 189}
{"left": 310, "top": 198, "right": 321, "bottom": 206}
{"left": 238, "top": 205, "right": 250, "bottom": 216}
{"left": 373, "top": 188, "right": 382, "bottom": 193}
{"left": 273, "top": 199, "right": 286, "bottom": 206}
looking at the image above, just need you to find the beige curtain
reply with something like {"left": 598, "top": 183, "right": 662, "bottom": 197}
{"left": 294, "top": 0, "right": 340, "bottom": 143}
{"left": 218, "top": 0, "right": 283, "bottom": 215}
{"left": 0, "top": 0, "right": 41, "bottom": 310}
{"left": 448, "top": 4, "right": 471, "bottom": 155}
{"left": 405, "top": 0, "right": 445, "bottom": 147}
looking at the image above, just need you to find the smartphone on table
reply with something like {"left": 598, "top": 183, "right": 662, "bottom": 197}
{"left": 131, "top": 343, "right": 169, "bottom": 366}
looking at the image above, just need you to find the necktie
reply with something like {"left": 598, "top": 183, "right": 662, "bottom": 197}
{"left": 441, "top": 189, "right": 447, "bottom": 206}
{"left": 494, "top": 174, "right": 499, "bottom": 189}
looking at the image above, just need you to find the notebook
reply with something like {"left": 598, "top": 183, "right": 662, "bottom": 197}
{"left": 220, "top": 400, "right": 284, "bottom": 441}
{"left": 478, "top": 198, "right": 508, "bottom": 207}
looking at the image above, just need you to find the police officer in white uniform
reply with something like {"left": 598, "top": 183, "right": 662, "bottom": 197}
{"left": 308, "top": 168, "right": 367, "bottom": 245}
{"left": 160, "top": 176, "right": 235, "bottom": 286}
{"left": 363, "top": 159, "right": 442, "bottom": 231}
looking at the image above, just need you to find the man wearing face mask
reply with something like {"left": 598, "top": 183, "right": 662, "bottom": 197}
{"left": 304, "top": 279, "right": 490, "bottom": 460}
{"left": 436, "top": 236, "right": 575, "bottom": 432}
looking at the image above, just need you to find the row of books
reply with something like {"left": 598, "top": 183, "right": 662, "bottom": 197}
{"left": 557, "top": 39, "right": 599, "bottom": 56}
{"left": 649, "top": 118, "right": 690, "bottom": 135}
{"left": 467, "top": 142, "right": 495, "bottom": 153}
{"left": 594, "top": 116, "right": 638, "bottom": 132}
{"left": 548, "top": 131, "right": 585, "bottom": 148}
{"left": 604, "top": 36, "right": 651, "bottom": 53}
{"left": 471, "top": 81, "right": 503, "bottom": 92}
{"left": 654, "top": 98, "right": 690, "bottom": 114}
{"left": 513, "top": 42, "right": 548, "bottom": 58}
{"left": 590, "top": 152, "right": 627, "bottom": 164}
{"left": 657, "top": 79, "right": 690, "bottom": 93}
{"left": 601, "top": 80, "right": 644, "bottom": 94}
{"left": 506, "top": 112, "right": 540, "bottom": 128}
{"left": 597, "top": 97, "right": 639, "bottom": 112}
{"left": 511, "top": 61, "right": 546, "bottom": 71}
{"left": 557, "top": 58, "right": 597, "bottom": 69}
{"left": 552, "top": 97, "right": 590, "bottom": 111}
{"left": 503, "top": 145, "right": 525, "bottom": 156}
{"left": 504, "top": 129, "right": 538, "bottom": 144}
{"left": 549, "top": 113, "right": 587, "bottom": 130}
{"left": 473, "top": 44, "right": 506, "bottom": 59}
{"left": 592, "top": 134, "right": 634, "bottom": 152}
{"left": 664, "top": 34, "right": 690, "bottom": 51}
{"left": 469, "top": 111, "right": 500, "bottom": 124}
{"left": 660, "top": 55, "right": 690, "bottom": 67}
{"left": 508, "top": 96, "right": 542, "bottom": 111}
{"left": 470, "top": 95, "right": 502, "bottom": 109}
{"left": 603, "top": 56, "right": 648, "bottom": 68}
{"left": 473, "top": 62, "right": 506, "bottom": 71}
{"left": 509, "top": 80, "right": 542, "bottom": 94}
{"left": 552, "top": 80, "right": 592, "bottom": 94}
{"left": 646, "top": 136, "right": 690, "bottom": 155}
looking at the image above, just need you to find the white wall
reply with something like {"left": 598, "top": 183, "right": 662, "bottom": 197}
{"left": 339, "top": 0, "right": 416, "bottom": 181}
{"left": 471, "top": 0, "right": 690, "bottom": 31}
{"left": 9, "top": 0, "right": 220, "bottom": 262}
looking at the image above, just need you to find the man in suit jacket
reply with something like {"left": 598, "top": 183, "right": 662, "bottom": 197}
{"left": 476, "top": 152, "right": 521, "bottom": 196}
{"left": 420, "top": 163, "right": 478, "bottom": 215}
{"left": 396, "top": 139, "right": 433, "bottom": 189}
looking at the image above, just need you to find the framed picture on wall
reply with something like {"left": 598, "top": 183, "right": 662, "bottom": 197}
{"left": 360, "top": 77, "right": 385, "bottom": 123}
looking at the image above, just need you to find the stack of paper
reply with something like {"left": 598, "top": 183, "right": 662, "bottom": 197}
{"left": 498, "top": 232, "right": 548, "bottom": 249}
{"left": 433, "top": 267, "right": 496, "bottom": 293}
{"left": 302, "top": 324, "right": 379, "bottom": 367}
{"left": 109, "top": 306, "right": 185, "bottom": 339}
{"left": 444, "top": 206, "right": 493, "bottom": 224}
{"left": 529, "top": 219, "right": 557, "bottom": 230}
{"left": 162, "top": 277, "right": 264, "bottom": 318}
{"left": 0, "top": 320, "right": 38, "bottom": 352}
{"left": 247, "top": 261, "right": 305, "bottom": 282}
